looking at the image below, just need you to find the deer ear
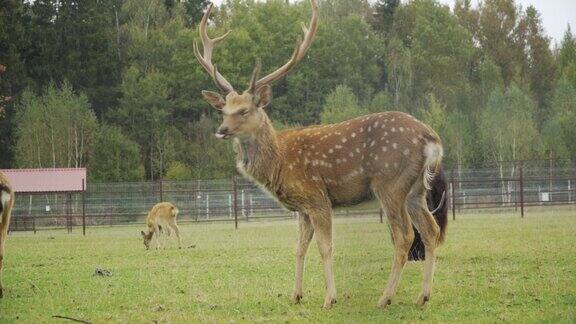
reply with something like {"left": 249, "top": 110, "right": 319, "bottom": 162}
{"left": 255, "top": 85, "right": 272, "bottom": 109}
{"left": 202, "top": 90, "right": 226, "bottom": 110}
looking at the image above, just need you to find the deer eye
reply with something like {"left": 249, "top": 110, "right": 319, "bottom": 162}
{"left": 239, "top": 109, "right": 249, "bottom": 116}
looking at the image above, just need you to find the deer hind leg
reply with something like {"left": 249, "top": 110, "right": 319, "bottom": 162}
{"left": 168, "top": 219, "right": 182, "bottom": 249}
{"left": 374, "top": 188, "right": 414, "bottom": 308}
{"left": 406, "top": 185, "right": 440, "bottom": 306}
{"left": 162, "top": 225, "right": 172, "bottom": 248}
{"left": 292, "top": 212, "right": 314, "bottom": 304}
{"left": 308, "top": 207, "right": 336, "bottom": 309}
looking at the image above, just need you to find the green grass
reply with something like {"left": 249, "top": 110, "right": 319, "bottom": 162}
{"left": 1, "top": 209, "right": 575, "bottom": 323}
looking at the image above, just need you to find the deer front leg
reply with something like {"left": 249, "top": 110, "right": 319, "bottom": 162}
{"left": 292, "top": 212, "right": 314, "bottom": 304}
{"left": 154, "top": 224, "right": 162, "bottom": 250}
{"left": 309, "top": 208, "right": 336, "bottom": 309}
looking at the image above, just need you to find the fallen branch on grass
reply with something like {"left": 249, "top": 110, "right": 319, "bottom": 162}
{"left": 52, "top": 315, "right": 91, "bottom": 324}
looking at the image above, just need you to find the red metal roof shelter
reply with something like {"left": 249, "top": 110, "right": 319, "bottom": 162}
{"left": 0, "top": 168, "right": 87, "bottom": 235}
{"left": 1, "top": 168, "right": 86, "bottom": 193}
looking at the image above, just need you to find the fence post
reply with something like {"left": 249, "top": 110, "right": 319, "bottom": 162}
{"left": 569, "top": 179, "right": 572, "bottom": 204}
{"left": 519, "top": 166, "right": 524, "bottom": 218}
{"left": 379, "top": 208, "right": 383, "bottom": 223}
{"left": 67, "top": 193, "right": 73, "bottom": 233}
{"left": 233, "top": 176, "right": 238, "bottom": 230}
{"left": 159, "top": 179, "right": 164, "bottom": 202}
{"left": 450, "top": 178, "right": 456, "bottom": 220}
{"left": 82, "top": 179, "right": 86, "bottom": 236}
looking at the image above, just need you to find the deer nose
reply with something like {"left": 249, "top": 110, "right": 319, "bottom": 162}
{"left": 216, "top": 126, "right": 231, "bottom": 139}
{"left": 217, "top": 126, "right": 229, "bottom": 135}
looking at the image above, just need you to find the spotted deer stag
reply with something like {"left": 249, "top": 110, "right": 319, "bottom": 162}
{"left": 0, "top": 171, "right": 14, "bottom": 298}
{"left": 194, "top": 0, "right": 447, "bottom": 309}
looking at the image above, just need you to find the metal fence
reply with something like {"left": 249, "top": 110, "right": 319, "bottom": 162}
{"left": 8, "top": 166, "right": 576, "bottom": 233}
{"left": 446, "top": 166, "right": 576, "bottom": 218}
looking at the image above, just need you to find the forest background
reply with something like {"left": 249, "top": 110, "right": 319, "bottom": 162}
{"left": 1, "top": 0, "right": 575, "bottom": 182}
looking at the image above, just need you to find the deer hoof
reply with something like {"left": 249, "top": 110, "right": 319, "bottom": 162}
{"left": 377, "top": 297, "right": 392, "bottom": 309}
{"left": 322, "top": 297, "right": 336, "bottom": 309}
{"left": 292, "top": 292, "right": 302, "bottom": 304}
{"left": 416, "top": 293, "right": 430, "bottom": 306}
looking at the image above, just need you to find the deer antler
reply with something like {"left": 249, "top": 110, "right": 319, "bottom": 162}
{"left": 254, "top": 0, "right": 319, "bottom": 90}
{"left": 193, "top": 3, "right": 234, "bottom": 94}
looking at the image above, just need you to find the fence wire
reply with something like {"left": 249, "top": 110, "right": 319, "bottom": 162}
{"left": 8, "top": 166, "right": 576, "bottom": 232}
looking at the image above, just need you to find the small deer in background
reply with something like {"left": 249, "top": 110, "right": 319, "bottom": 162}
{"left": 194, "top": 0, "right": 447, "bottom": 309}
{"left": 0, "top": 171, "right": 15, "bottom": 298}
{"left": 141, "top": 202, "right": 181, "bottom": 250}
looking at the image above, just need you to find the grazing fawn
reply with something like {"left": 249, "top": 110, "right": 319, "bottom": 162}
{"left": 194, "top": 0, "right": 447, "bottom": 309}
{"left": 0, "top": 171, "right": 14, "bottom": 298}
{"left": 141, "top": 202, "right": 181, "bottom": 250}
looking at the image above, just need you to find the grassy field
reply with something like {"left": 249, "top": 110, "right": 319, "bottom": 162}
{"left": 1, "top": 209, "right": 575, "bottom": 323}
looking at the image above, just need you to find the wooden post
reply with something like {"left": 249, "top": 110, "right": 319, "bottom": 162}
{"left": 82, "top": 179, "right": 86, "bottom": 236}
{"left": 232, "top": 176, "right": 238, "bottom": 230}
{"left": 514, "top": 177, "right": 518, "bottom": 211}
{"left": 451, "top": 178, "right": 456, "bottom": 220}
{"left": 379, "top": 208, "right": 383, "bottom": 223}
{"left": 67, "top": 193, "right": 73, "bottom": 233}
{"left": 159, "top": 179, "right": 164, "bottom": 202}
{"left": 519, "top": 166, "right": 524, "bottom": 218}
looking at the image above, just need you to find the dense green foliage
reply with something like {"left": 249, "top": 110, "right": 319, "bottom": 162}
{"left": 1, "top": 0, "right": 575, "bottom": 180}
{"left": 0, "top": 212, "right": 575, "bottom": 322}
{"left": 91, "top": 124, "right": 146, "bottom": 182}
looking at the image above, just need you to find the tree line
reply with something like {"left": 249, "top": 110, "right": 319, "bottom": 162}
{"left": 0, "top": 0, "right": 575, "bottom": 182}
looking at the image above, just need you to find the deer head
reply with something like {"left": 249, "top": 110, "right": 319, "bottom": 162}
{"left": 194, "top": 0, "right": 319, "bottom": 139}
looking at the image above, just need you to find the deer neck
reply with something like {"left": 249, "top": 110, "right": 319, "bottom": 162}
{"left": 234, "top": 114, "right": 282, "bottom": 187}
